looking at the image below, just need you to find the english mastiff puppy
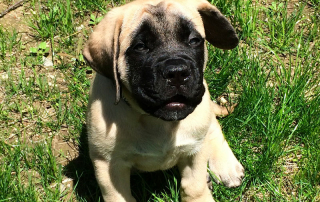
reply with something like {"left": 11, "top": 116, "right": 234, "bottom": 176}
{"left": 83, "top": 0, "right": 244, "bottom": 201}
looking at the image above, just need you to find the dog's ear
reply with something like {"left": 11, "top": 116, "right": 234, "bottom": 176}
{"left": 83, "top": 9, "right": 123, "bottom": 104}
{"left": 196, "top": 0, "right": 239, "bottom": 49}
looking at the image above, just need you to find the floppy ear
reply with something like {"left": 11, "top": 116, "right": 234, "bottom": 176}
{"left": 196, "top": 1, "right": 239, "bottom": 49}
{"left": 83, "top": 9, "right": 123, "bottom": 104}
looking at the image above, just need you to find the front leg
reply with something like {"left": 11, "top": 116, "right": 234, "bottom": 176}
{"left": 92, "top": 158, "right": 136, "bottom": 202}
{"left": 207, "top": 117, "right": 244, "bottom": 187}
{"left": 178, "top": 141, "right": 215, "bottom": 202}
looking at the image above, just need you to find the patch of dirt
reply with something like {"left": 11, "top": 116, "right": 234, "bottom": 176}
{"left": 7, "top": 169, "right": 43, "bottom": 191}
{"left": 50, "top": 176, "right": 75, "bottom": 201}
{"left": 0, "top": 1, "right": 34, "bottom": 47}
{"left": 0, "top": 2, "right": 29, "bottom": 30}
{"left": 51, "top": 135, "right": 78, "bottom": 200}
{"left": 52, "top": 134, "right": 79, "bottom": 166}
{"left": 275, "top": 146, "right": 302, "bottom": 199}
{"left": 0, "top": 84, "right": 4, "bottom": 103}
{"left": 0, "top": 0, "right": 80, "bottom": 173}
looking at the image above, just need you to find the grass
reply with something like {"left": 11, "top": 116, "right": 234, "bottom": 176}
{"left": 0, "top": 0, "right": 319, "bottom": 201}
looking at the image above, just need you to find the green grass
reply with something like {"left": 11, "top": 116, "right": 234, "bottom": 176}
{"left": 0, "top": 0, "right": 319, "bottom": 201}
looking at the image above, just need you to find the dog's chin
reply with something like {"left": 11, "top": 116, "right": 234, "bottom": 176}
{"left": 152, "top": 103, "right": 196, "bottom": 121}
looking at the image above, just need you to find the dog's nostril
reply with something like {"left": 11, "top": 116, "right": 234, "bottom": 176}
{"left": 163, "top": 65, "right": 191, "bottom": 86}
{"left": 166, "top": 70, "right": 189, "bottom": 79}
{"left": 167, "top": 72, "right": 175, "bottom": 79}
{"left": 180, "top": 70, "right": 190, "bottom": 78}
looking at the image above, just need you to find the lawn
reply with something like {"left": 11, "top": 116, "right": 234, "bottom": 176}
{"left": 0, "top": 0, "right": 319, "bottom": 201}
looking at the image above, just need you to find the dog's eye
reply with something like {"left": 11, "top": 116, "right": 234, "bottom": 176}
{"left": 188, "top": 37, "right": 202, "bottom": 47}
{"left": 134, "top": 43, "right": 148, "bottom": 52}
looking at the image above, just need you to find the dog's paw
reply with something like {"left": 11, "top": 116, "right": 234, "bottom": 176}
{"left": 208, "top": 156, "right": 244, "bottom": 188}
{"left": 212, "top": 101, "right": 237, "bottom": 117}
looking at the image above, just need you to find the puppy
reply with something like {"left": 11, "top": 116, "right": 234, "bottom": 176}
{"left": 83, "top": 0, "right": 244, "bottom": 201}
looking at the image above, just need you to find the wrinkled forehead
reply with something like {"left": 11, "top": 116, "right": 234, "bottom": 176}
{"left": 119, "top": 1, "right": 205, "bottom": 45}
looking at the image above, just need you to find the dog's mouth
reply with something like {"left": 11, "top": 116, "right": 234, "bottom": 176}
{"left": 165, "top": 102, "right": 186, "bottom": 110}
{"left": 163, "top": 95, "right": 187, "bottom": 111}
{"left": 151, "top": 94, "right": 200, "bottom": 121}
{"left": 132, "top": 84, "right": 205, "bottom": 121}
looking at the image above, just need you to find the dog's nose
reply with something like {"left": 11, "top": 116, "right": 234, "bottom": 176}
{"left": 162, "top": 60, "right": 191, "bottom": 87}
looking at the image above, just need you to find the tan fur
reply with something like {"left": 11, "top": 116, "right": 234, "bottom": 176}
{"left": 84, "top": 0, "right": 244, "bottom": 201}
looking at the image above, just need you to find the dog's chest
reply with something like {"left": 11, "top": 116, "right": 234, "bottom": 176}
{"left": 127, "top": 121, "right": 206, "bottom": 171}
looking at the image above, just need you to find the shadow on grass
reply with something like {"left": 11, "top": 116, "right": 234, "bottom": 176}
{"left": 64, "top": 125, "right": 180, "bottom": 202}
